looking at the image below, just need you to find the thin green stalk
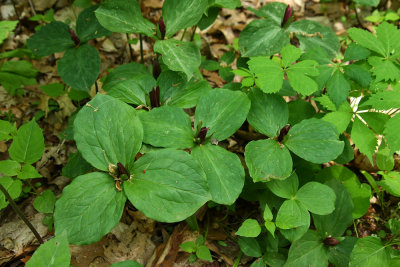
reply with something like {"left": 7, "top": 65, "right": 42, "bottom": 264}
{"left": 233, "top": 251, "right": 243, "bottom": 267}
{"left": 139, "top": 34, "right": 144, "bottom": 64}
{"left": 0, "top": 183, "right": 44, "bottom": 244}
{"left": 126, "top": 33, "right": 134, "bottom": 62}
{"left": 190, "top": 26, "right": 197, "bottom": 42}
{"left": 353, "top": 220, "right": 359, "bottom": 238}
{"left": 180, "top": 28, "right": 187, "bottom": 41}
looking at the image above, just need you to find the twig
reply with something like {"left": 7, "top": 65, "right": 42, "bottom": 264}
{"left": 0, "top": 183, "right": 44, "bottom": 244}
{"left": 126, "top": 33, "right": 134, "bottom": 62}
{"left": 28, "top": 0, "right": 37, "bottom": 16}
{"left": 139, "top": 34, "right": 144, "bottom": 64}
{"left": 353, "top": 6, "right": 369, "bottom": 31}
{"left": 10, "top": 0, "right": 20, "bottom": 18}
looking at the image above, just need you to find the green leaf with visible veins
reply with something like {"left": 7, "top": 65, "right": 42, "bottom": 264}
{"left": 368, "top": 56, "right": 400, "bottom": 82}
{"left": 348, "top": 27, "right": 385, "bottom": 56}
{"left": 375, "top": 21, "right": 400, "bottom": 56}
{"left": 57, "top": 44, "right": 100, "bottom": 91}
{"left": 248, "top": 57, "right": 283, "bottom": 93}
{"left": 267, "top": 173, "right": 299, "bottom": 199}
{"left": 286, "top": 60, "right": 319, "bottom": 96}
{"left": 26, "top": 234, "right": 70, "bottom": 267}
{"left": 95, "top": 0, "right": 155, "bottom": 37}
{"left": 154, "top": 39, "right": 201, "bottom": 81}
{"left": 76, "top": 5, "right": 111, "bottom": 42}
{"left": 124, "top": 149, "right": 211, "bottom": 223}
{"left": 384, "top": 113, "right": 400, "bottom": 153}
{"left": 195, "top": 89, "right": 250, "bottom": 141}
{"left": 236, "top": 219, "right": 261, "bottom": 237}
{"left": 54, "top": 172, "right": 126, "bottom": 245}
{"left": 275, "top": 199, "right": 309, "bottom": 229}
{"left": 0, "top": 160, "right": 20, "bottom": 176}
{"left": 326, "top": 69, "right": 351, "bottom": 108}
{"left": 285, "top": 231, "right": 328, "bottom": 267}
{"left": 9, "top": 120, "right": 44, "bottom": 164}
{"left": 284, "top": 118, "right": 344, "bottom": 164}
{"left": 163, "top": 0, "right": 208, "bottom": 37}
{"left": 139, "top": 106, "right": 194, "bottom": 149}
{"left": 192, "top": 144, "right": 244, "bottom": 205}
{"left": 0, "top": 177, "right": 22, "bottom": 209}
{"left": 361, "top": 91, "right": 400, "bottom": 110}
{"left": 245, "top": 139, "right": 292, "bottom": 182}
{"left": 74, "top": 94, "right": 143, "bottom": 171}
{"left": 295, "top": 182, "right": 336, "bottom": 215}
{"left": 27, "top": 21, "right": 74, "bottom": 56}
{"left": 281, "top": 45, "right": 302, "bottom": 68}
{"left": 247, "top": 88, "right": 288, "bottom": 137}
{"left": 350, "top": 237, "right": 391, "bottom": 267}
{"left": 351, "top": 116, "right": 377, "bottom": 163}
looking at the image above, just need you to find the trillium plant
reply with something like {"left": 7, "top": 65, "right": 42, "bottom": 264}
{"left": 2, "top": 0, "right": 400, "bottom": 266}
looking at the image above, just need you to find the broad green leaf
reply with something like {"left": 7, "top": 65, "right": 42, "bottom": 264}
{"left": 34, "top": 190, "right": 56, "bottom": 213}
{"left": 288, "top": 100, "right": 316, "bottom": 125}
{"left": 192, "top": 144, "right": 244, "bottom": 205}
{"left": 95, "top": 0, "right": 155, "bottom": 37}
{"left": 377, "top": 171, "right": 400, "bottom": 197}
{"left": 289, "top": 20, "right": 340, "bottom": 58}
{"left": 250, "top": 2, "right": 286, "bottom": 24}
{"left": 353, "top": 0, "right": 380, "bottom": 7}
{"left": 154, "top": 39, "right": 201, "bottom": 80}
{"left": 124, "top": 149, "right": 210, "bottom": 222}
{"left": 40, "top": 83, "right": 64, "bottom": 97}
{"left": 315, "top": 94, "right": 337, "bottom": 112}
{"left": 27, "top": 21, "right": 74, "bottom": 56}
{"left": 286, "top": 60, "right": 319, "bottom": 96}
{"left": 139, "top": 106, "right": 194, "bottom": 149}
{"left": 284, "top": 118, "right": 344, "bottom": 164}
{"left": 197, "top": 7, "right": 219, "bottom": 31}
{"left": 0, "top": 21, "right": 18, "bottom": 45}
{"left": 384, "top": 113, "right": 400, "bottom": 153}
{"left": 180, "top": 241, "right": 196, "bottom": 253}
{"left": 25, "top": 234, "right": 70, "bottom": 267}
{"left": 239, "top": 19, "right": 289, "bottom": 57}
{"left": 349, "top": 237, "right": 391, "bottom": 267}
{"left": 0, "top": 71, "right": 36, "bottom": 95}
{"left": 280, "top": 224, "right": 309, "bottom": 243}
{"left": 61, "top": 151, "right": 93, "bottom": 179}
{"left": 247, "top": 88, "right": 288, "bottom": 137}
{"left": 322, "top": 111, "right": 352, "bottom": 134}
{"left": 348, "top": 27, "right": 385, "bottom": 56}
{"left": 343, "top": 43, "right": 370, "bottom": 61}
{"left": 326, "top": 69, "right": 351, "bottom": 108}
{"left": 18, "top": 164, "right": 41, "bottom": 179}
{"left": 275, "top": 199, "right": 309, "bottom": 229}
{"left": 236, "top": 219, "right": 261, "bottom": 237}
{"left": 281, "top": 45, "right": 302, "bottom": 68}
{"left": 248, "top": 57, "right": 283, "bottom": 93}
{"left": 196, "top": 245, "right": 212, "bottom": 261}
{"left": 267, "top": 173, "right": 299, "bottom": 199}
{"left": 245, "top": 139, "right": 292, "bottom": 182}
{"left": 334, "top": 135, "right": 354, "bottom": 164}
{"left": 110, "top": 260, "right": 144, "bottom": 267}
{"left": 368, "top": 57, "right": 400, "bottom": 82}
{"left": 343, "top": 64, "right": 372, "bottom": 88}
{"left": 238, "top": 237, "right": 262, "bottom": 257}
{"left": 0, "top": 177, "right": 22, "bottom": 209}
{"left": 376, "top": 143, "right": 394, "bottom": 171}
{"left": 362, "top": 91, "right": 400, "bottom": 110}
{"left": 250, "top": 259, "right": 266, "bottom": 267}
{"left": 0, "top": 160, "right": 20, "bottom": 176}
{"left": 0, "top": 120, "right": 15, "bottom": 141}
{"left": 360, "top": 112, "right": 390, "bottom": 134}
{"left": 375, "top": 22, "right": 400, "bottom": 56}
{"left": 54, "top": 172, "right": 126, "bottom": 244}
{"left": 316, "top": 165, "right": 371, "bottom": 219}
{"left": 163, "top": 0, "right": 208, "bottom": 37}
{"left": 76, "top": 5, "right": 111, "bottom": 42}
{"left": 9, "top": 120, "right": 44, "bottom": 164}
{"left": 103, "top": 62, "right": 155, "bottom": 105}
{"left": 74, "top": 94, "right": 143, "bottom": 171}
{"left": 328, "top": 237, "right": 357, "bottom": 267}
{"left": 313, "top": 179, "right": 353, "bottom": 237}
{"left": 295, "top": 182, "right": 336, "bottom": 215}
{"left": 0, "top": 60, "right": 38, "bottom": 77}
{"left": 213, "top": 0, "right": 241, "bottom": 9}
{"left": 285, "top": 231, "right": 328, "bottom": 267}
{"left": 351, "top": 116, "right": 377, "bottom": 163}
{"left": 195, "top": 89, "right": 250, "bottom": 141}
{"left": 57, "top": 44, "right": 100, "bottom": 91}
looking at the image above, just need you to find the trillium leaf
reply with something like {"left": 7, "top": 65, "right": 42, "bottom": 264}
{"left": 295, "top": 182, "right": 336, "bottom": 215}
{"left": 139, "top": 106, "right": 194, "bottom": 149}
{"left": 236, "top": 219, "right": 261, "bottom": 237}
{"left": 284, "top": 118, "right": 344, "bottom": 163}
{"left": 25, "top": 234, "right": 71, "bottom": 267}
{"left": 285, "top": 231, "right": 329, "bottom": 267}
{"left": 247, "top": 88, "right": 288, "bottom": 137}
{"left": 57, "top": 44, "right": 100, "bottom": 91}
{"left": 288, "top": 100, "right": 316, "bottom": 125}
{"left": 95, "top": 0, "right": 155, "bottom": 37}
{"left": 125, "top": 149, "right": 211, "bottom": 222}
{"left": 195, "top": 89, "right": 250, "bottom": 141}
{"left": 351, "top": 116, "right": 377, "bottom": 163}
{"left": 244, "top": 139, "right": 292, "bottom": 182}
{"left": 9, "top": 120, "right": 44, "bottom": 164}
{"left": 192, "top": 144, "right": 244, "bottom": 205}
{"left": 154, "top": 39, "right": 201, "bottom": 81}
{"left": 54, "top": 172, "right": 126, "bottom": 245}
{"left": 248, "top": 57, "right": 284, "bottom": 93}
{"left": 384, "top": 113, "right": 400, "bottom": 153}
{"left": 26, "top": 21, "right": 74, "bottom": 57}
{"left": 267, "top": 173, "right": 299, "bottom": 199}
{"left": 328, "top": 237, "right": 357, "bottom": 267}
{"left": 238, "top": 237, "right": 262, "bottom": 258}
{"left": 349, "top": 237, "right": 391, "bottom": 267}
{"left": 76, "top": 5, "right": 111, "bottom": 42}
{"left": 275, "top": 199, "right": 309, "bottom": 229}
{"left": 163, "top": 0, "right": 208, "bottom": 37}
{"left": 74, "top": 94, "right": 143, "bottom": 171}
{"left": 103, "top": 62, "right": 155, "bottom": 105}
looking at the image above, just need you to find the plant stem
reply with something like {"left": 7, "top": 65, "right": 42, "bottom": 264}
{"left": 126, "top": 33, "right": 134, "bottom": 62}
{"left": 190, "top": 26, "right": 197, "bottom": 42}
{"left": 0, "top": 183, "right": 44, "bottom": 244}
{"left": 139, "top": 34, "right": 144, "bottom": 64}
{"left": 233, "top": 251, "right": 242, "bottom": 267}
{"left": 180, "top": 28, "right": 187, "bottom": 41}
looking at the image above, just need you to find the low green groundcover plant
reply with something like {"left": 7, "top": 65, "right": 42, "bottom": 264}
{"left": 1, "top": 0, "right": 400, "bottom": 266}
